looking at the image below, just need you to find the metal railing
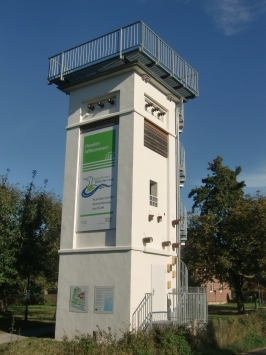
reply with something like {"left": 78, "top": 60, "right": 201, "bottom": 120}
{"left": 151, "top": 311, "right": 168, "bottom": 323}
{"left": 48, "top": 21, "right": 198, "bottom": 96}
{"left": 168, "top": 292, "right": 208, "bottom": 326}
{"left": 180, "top": 199, "right": 187, "bottom": 242}
{"left": 180, "top": 260, "right": 188, "bottom": 293}
{"left": 179, "top": 142, "right": 186, "bottom": 184}
{"left": 133, "top": 288, "right": 207, "bottom": 330}
{"left": 188, "top": 287, "right": 205, "bottom": 293}
{"left": 178, "top": 103, "right": 184, "bottom": 133}
{"left": 132, "top": 293, "right": 152, "bottom": 330}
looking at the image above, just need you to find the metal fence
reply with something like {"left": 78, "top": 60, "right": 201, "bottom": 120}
{"left": 132, "top": 289, "right": 207, "bottom": 331}
{"left": 168, "top": 292, "right": 208, "bottom": 326}
{"left": 48, "top": 21, "right": 198, "bottom": 96}
{"left": 188, "top": 287, "right": 205, "bottom": 293}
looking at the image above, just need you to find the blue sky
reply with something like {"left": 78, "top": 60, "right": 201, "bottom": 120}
{"left": 1, "top": 0, "right": 265, "bottom": 210}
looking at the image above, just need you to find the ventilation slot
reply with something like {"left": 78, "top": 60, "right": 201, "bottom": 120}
{"left": 144, "top": 119, "right": 168, "bottom": 158}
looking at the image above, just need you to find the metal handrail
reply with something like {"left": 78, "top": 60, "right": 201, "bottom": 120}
{"left": 180, "top": 199, "right": 187, "bottom": 241}
{"left": 180, "top": 260, "right": 188, "bottom": 293}
{"left": 179, "top": 142, "right": 186, "bottom": 184}
{"left": 48, "top": 21, "right": 198, "bottom": 96}
{"left": 132, "top": 293, "right": 152, "bottom": 330}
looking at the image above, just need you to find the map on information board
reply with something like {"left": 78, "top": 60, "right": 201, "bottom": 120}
{"left": 69, "top": 286, "right": 88, "bottom": 313}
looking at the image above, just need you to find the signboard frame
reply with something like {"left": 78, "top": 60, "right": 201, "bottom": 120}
{"left": 69, "top": 286, "right": 88, "bottom": 313}
{"left": 76, "top": 124, "right": 118, "bottom": 232}
{"left": 94, "top": 286, "right": 114, "bottom": 314}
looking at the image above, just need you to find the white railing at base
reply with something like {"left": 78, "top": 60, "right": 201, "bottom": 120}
{"left": 168, "top": 292, "right": 208, "bottom": 326}
{"left": 151, "top": 311, "right": 168, "bottom": 323}
{"left": 133, "top": 291, "right": 207, "bottom": 331}
{"left": 132, "top": 293, "right": 152, "bottom": 330}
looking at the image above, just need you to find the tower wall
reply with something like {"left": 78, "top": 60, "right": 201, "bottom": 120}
{"left": 55, "top": 69, "right": 179, "bottom": 339}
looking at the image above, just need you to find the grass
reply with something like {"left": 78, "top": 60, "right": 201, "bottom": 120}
{"left": 0, "top": 337, "right": 62, "bottom": 355}
{"left": 208, "top": 302, "right": 265, "bottom": 318}
{"left": 0, "top": 302, "right": 265, "bottom": 354}
{"left": 0, "top": 325, "right": 237, "bottom": 355}
{"left": 0, "top": 304, "right": 56, "bottom": 335}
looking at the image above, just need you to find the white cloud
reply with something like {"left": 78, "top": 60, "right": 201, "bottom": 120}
{"left": 205, "top": 0, "right": 266, "bottom": 35}
{"left": 240, "top": 168, "right": 266, "bottom": 188}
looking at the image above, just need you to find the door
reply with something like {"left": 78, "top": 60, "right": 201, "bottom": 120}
{"left": 151, "top": 264, "right": 166, "bottom": 312}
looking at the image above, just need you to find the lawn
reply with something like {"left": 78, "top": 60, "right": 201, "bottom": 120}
{"left": 208, "top": 302, "right": 265, "bottom": 317}
{"left": 0, "top": 304, "right": 56, "bottom": 335}
{"left": 0, "top": 302, "right": 265, "bottom": 355}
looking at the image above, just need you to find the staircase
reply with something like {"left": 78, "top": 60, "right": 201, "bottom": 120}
{"left": 132, "top": 262, "right": 208, "bottom": 331}
{"left": 132, "top": 293, "right": 152, "bottom": 330}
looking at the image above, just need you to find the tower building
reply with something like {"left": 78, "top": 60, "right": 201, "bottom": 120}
{"left": 48, "top": 21, "right": 205, "bottom": 339}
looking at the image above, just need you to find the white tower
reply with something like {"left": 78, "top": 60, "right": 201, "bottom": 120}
{"left": 48, "top": 21, "right": 198, "bottom": 339}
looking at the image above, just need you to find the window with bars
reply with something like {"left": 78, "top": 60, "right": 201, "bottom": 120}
{"left": 150, "top": 180, "right": 158, "bottom": 207}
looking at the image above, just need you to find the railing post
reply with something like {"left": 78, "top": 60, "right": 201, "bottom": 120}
{"left": 158, "top": 37, "right": 160, "bottom": 64}
{"left": 141, "top": 22, "right": 145, "bottom": 51}
{"left": 120, "top": 28, "right": 123, "bottom": 59}
{"left": 60, "top": 52, "right": 64, "bottom": 81}
{"left": 172, "top": 51, "right": 174, "bottom": 77}
{"left": 184, "top": 63, "right": 187, "bottom": 88}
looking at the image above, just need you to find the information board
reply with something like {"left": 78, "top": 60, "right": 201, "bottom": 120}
{"left": 76, "top": 125, "right": 118, "bottom": 232}
{"left": 94, "top": 286, "right": 114, "bottom": 314}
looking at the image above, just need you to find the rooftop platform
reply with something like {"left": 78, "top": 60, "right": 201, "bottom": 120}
{"left": 48, "top": 21, "right": 198, "bottom": 100}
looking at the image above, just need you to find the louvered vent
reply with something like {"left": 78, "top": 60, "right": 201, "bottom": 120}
{"left": 144, "top": 119, "right": 168, "bottom": 158}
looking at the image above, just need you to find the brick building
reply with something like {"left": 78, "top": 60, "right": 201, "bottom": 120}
{"left": 205, "top": 280, "right": 231, "bottom": 304}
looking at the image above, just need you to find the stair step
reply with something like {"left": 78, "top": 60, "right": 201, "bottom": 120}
{"left": 152, "top": 320, "right": 173, "bottom": 326}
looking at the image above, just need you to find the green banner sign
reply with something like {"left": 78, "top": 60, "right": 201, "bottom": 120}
{"left": 76, "top": 125, "right": 118, "bottom": 232}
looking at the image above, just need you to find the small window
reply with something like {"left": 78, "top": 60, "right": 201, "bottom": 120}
{"left": 220, "top": 283, "right": 223, "bottom": 292}
{"left": 150, "top": 180, "right": 158, "bottom": 207}
{"left": 210, "top": 282, "right": 214, "bottom": 292}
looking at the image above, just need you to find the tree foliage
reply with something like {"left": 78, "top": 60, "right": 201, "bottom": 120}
{"left": 183, "top": 157, "right": 266, "bottom": 313}
{"left": 0, "top": 171, "right": 61, "bottom": 310}
{"left": 0, "top": 172, "right": 21, "bottom": 306}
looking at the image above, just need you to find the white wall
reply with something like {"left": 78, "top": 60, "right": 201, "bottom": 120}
{"left": 56, "top": 251, "right": 131, "bottom": 339}
{"left": 56, "top": 67, "right": 180, "bottom": 339}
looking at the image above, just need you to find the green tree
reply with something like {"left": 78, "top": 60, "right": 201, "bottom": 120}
{"left": 224, "top": 193, "right": 266, "bottom": 307}
{"left": 0, "top": 171, "right": 61, "bottom": 314}
{"left": 0, "top": 171, "right": 21, "bottom": 310}
{"left": 183, "top": 157, "right": 266, "bottom": 313}
{"left": 17, "top": 171, "right": 61, "bottom": 322}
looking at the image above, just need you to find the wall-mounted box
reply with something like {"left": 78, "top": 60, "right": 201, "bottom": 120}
{"left": 172, "top": 219, "right": 180, "bottom": 227}
{"left": 162, "top": 241, "right": 171, "bottom": 247}
{"left": 148, "top": 214, "right": 154, "bottom": 221}
{"left": 167, "top": 264, "right": 172, "bottom": 273}
{"left": 143, "top": 237, "right": 153, "bottom": 245}
{"left": 172, "top": 243, "right": 180, "bottom": 249}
